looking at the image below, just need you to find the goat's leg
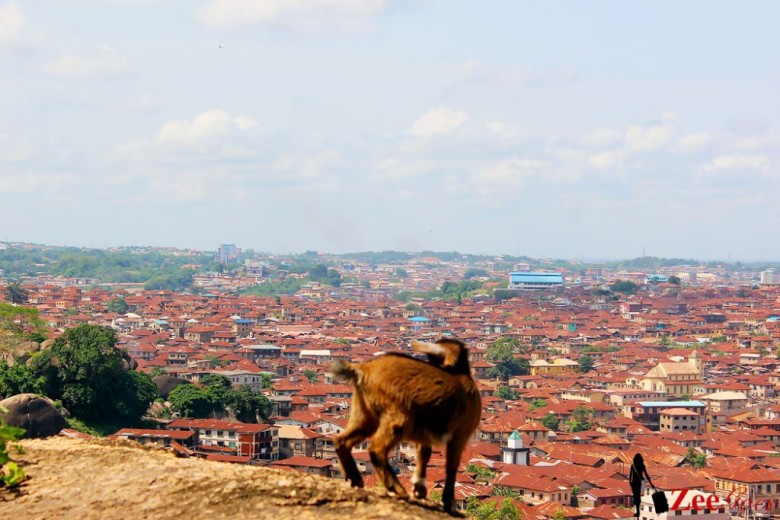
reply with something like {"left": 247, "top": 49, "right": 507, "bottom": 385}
{"left": 369, "top": 419, "right": 407, "bottom": 498}
{"left": 412, "top": 444, "right": 432, "bottom": 499}
{"left": 334, "top": 425, "right": 374, "bottom": 489}
{"left": 442, "top": 439, "right": 465, "bottom": 514}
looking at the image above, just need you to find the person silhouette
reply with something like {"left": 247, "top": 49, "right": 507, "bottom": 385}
{"left": 629, "top": 453, "right": 653, "bottom": 517}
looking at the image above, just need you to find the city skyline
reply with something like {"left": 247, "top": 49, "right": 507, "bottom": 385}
{"left": 1, "top": 1, "right": 778, "bottom": 260}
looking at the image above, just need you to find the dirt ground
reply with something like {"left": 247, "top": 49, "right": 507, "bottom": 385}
{"left": 1, "top": 437, "right": 455, "bottom": 520}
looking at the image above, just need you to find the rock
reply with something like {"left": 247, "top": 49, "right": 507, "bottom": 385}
{"left": 153, "top": 375, "right": 191, "bottom": 398}
{"left": 0, "top": 393, "right": 67, "bottom": 438}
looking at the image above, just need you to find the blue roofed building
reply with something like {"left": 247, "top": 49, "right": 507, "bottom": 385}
{"left": 508, "top": 271, "right": 564, "bottom": 291}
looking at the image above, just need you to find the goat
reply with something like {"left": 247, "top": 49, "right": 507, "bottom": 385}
{"left": 329, "top": 338, "right": 481, "bottom": 514}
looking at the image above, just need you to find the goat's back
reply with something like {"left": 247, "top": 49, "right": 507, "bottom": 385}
{"left": 351, "top": 354, "right": 481, "bottom": 444}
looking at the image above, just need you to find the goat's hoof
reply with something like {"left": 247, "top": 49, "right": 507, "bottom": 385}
{"left": 413, "top": 483, "right": 427, "bottom": 499}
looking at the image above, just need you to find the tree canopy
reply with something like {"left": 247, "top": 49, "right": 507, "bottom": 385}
{"left": 29, "top": 324, "right": 157, "bottom": 423}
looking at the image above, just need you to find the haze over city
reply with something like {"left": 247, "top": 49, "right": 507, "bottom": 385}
{"left": 1, "top": 1, "right": 778, "bottom": 260}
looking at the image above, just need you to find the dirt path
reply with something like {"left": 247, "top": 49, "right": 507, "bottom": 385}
{"left": 2, "top": 437, "right": 454, "bottom": 520}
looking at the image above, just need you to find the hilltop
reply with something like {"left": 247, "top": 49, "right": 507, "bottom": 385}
{"left": 2, "top": 437, "right": 452, "bottom": 520}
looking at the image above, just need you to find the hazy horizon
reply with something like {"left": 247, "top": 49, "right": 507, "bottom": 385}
{"left": 2, "top": 1, "right": 778, "bottom": 260}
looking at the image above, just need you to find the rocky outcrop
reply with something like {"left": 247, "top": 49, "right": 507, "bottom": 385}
{"left": 153, "top": 375, "right": 191, "bottom": 398}
{"left": 3, "top": 437, "right": 451, "bottom": 519}
{"left": 0, "top": 393, "right": 66, "bottom": 438}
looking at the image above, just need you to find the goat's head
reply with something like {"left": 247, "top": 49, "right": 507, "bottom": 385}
{"left": 411, "top": 338, "right": 470, "bottom": 374}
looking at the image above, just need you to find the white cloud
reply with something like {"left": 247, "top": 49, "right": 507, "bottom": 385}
{"left": 486, "top": 121, "right": 523, "bottom": 141}
{"left": 409, "top": 107, "right": 470, "bottom": 138}
{"left": 474, "top": 157, "right": 542, "bottom": 196}
{"left": 588, "top": 148, "right": 626, "bottom": 170}
{"left": 42, "top": 44, "right": 130, "bottom": 78}
{"left": 0, "top": 2, "right": 23, "bottom": 46}
{"left": 579, "top": 128, "right": 622, "bottom": 148}
{"left": 625, "top": 115, "right": 675, "bottom": 152}
{"left": 703, "top": 154, "right": 769, "bottom": 172}
{"left": 197, "top": 0, "right": 389, "bottom": 30}
{"left": 156, "top": 109, "right": 259, "bottom": 148}
{"left": 673, "top": 132, "right": 712, "bottom": 154}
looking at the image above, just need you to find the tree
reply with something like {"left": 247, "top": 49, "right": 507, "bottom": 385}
{"left": 31, "top": 324, "right": 157, "bottom": 422}
{"left": 567, "top": 405, "right": 595, "bottom": 432}
{"left": 541, "top": 412, "right": 560, "bottom": 431}
{"left": 485, "top": 340, "right": 529, "bottom": 380}
{"left": 227, "top": 385, "right": 271, "bottom": 423}
{"left": 105, "top": 297, "right": 128, "bottom": 314}
{"left": 0, "top": 302, "right": 47, "bottom": 344}
{"left": 465, "top": 497, "right": 520, "bottom": 520}
{"left": 0, "top": 361, "right": 45, "bottom": 398}
{"left": 529, "top": 399, "right": 547, "bottom": 411}
{"left": 685, "top": 447, "right": 707, "bottom": 468}
{"left": 2, "top": 282, "right": 28, "bottom": 304}
{"left": 610, "top": 280, "right": 638, "bottom": 295}
{"left": 149, "top": 367, "right": 166, "bottom": 378}
{"left": 168, "top": 384, "right": 212, "bottom": 418}
{"left": 496, "top": 385, "right": 520, "bottom": 400}
{"left": 668, "top": 275, "right": 681, "bottom": 285}
{"left": 578, "top": 356, "right": 595, "bottom": 373}
{"left": 303, "top": 369, "right": 319, "bottom": 383}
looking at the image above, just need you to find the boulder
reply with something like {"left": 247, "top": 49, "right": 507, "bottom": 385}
{"left": 0, "top": 393, "right": 67, "bottom": 438}
{"left": 153, "top": 375, "right": 191, "bottom": 399}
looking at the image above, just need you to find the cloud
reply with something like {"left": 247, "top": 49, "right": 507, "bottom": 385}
{"left": 473, "top": 157, "right": 542, "bottom": 196}
{"left": 0, "top": 2, "right": 23, "bottom": 46}
{"left": 673, "top": 132, "right": 712, "bottom": 154}
{"left": 625, "top": 114, "right": 675, "bottom": 151}
{"left": 409, "top": 107, "right": 470, "bottom": 138}
{"left": 197, "top": 0, "right": 389, "bottom": 30}
{"left": 42, "top": 44, "right": 130, "bottom": 78}
{"left": 588, "top": 148, "right": 626, "bottom": 170}
{"left": 703, "top": 154, "right": 770, "bottom": 173}
{"left": 579, "top": 128, "right": 622, "bottom": 149}
{"left": 155, "top": 109, "right": 259, "bottom": 148}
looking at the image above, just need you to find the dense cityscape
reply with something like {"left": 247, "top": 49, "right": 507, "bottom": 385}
{"left": 3, "top": 241, "right": 780, "bottom": 518}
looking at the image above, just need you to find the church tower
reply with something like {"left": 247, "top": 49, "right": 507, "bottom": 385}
{"left": 501, "top": 430, "right": 530, "bottom": 465}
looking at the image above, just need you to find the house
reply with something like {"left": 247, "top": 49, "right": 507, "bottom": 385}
{"left": 166, "top": 418, "right": 279, "bottom": 461}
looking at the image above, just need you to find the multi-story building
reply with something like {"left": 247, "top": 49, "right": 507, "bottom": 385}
{"left": 166, "top": 418, "right": 279, "bottom": 461}
{"left": 216, "top": 244, "right": 242, "bottom": 264}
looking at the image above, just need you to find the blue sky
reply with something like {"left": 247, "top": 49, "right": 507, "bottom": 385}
{"left": 1, "top": 1, "right": 778, "bottom": 260}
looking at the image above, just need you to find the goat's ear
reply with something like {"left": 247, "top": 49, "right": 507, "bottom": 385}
{"left": 412, "top": 340, "right": 457, "bottom": 368}
{"left": 411, "top": 340, "right": 448, "bottom": 358}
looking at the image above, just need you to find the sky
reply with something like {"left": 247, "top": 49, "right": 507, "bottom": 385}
{"left": 1, "top": 1, "right": 778, "bottom": 260}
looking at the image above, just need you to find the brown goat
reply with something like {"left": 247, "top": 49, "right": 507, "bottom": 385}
{"left": 329, "top": 338, "right": 481, "bottom": 514}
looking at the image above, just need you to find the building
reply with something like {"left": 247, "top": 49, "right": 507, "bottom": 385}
{"left": 166, "top": 418, "right": 279, "bottom": 461}
{"left": 508, "top": 271, "right": 564, "bottom": 291}
{"left": 659, "top": 408, "right": 705, "bottom": 435}
{"left": 761, "top": 269, "right": 779, "bottom": 286}
{"left": 530, "top": 358, "right": 580, "bottom": 376}
{"left": 625, "top": 401, "right": 706, "bottom": 432}
{"left": 216, "top": 244, "right": 242, "bottom": 264}
{"left": 638, "top": 353, "right": 702, "bottom": 398}
{"left": 501, "top": 430, "right": 530, "bottom": 465}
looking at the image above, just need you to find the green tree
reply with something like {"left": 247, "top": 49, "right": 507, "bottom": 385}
{"left": 2, "top": 282, "right": 28, "bottom": 304}
{"left": 567, "top": 405, "right": 595, "bottom": 432}
{"left": 541, "top": 412, "right": 560, "bottom": 431}
{"left": 685, "top": 447, "right": 707, "bottom": 468}
{"left": 529, "top": 399, "right": 547, "bottom": 411}
{"left": 578, "top": 356, "right": 595, "bottom": 373}
{"left": 105, "top": 297, "right": 129, "bottom": 314}
{"left": 609, "top": 280, "right": 638, "bottom": 295}
{"left": 486, "top": 340, "right": 529, "bottom": 380}
{"left": 0, "top": 405, "right": 26, "bottom": 488}
{"left": 496, "top": 385, "right": 520, "bottom": 400}
{"left": 0, "top": 361, "right": 45, "bottom": 398}
{"left": 465, "top": 497, "right": 520, "bottom": 520}
{"left": 0, "top": 302, "right": 47, "bottom": 344}
{"left": 303, "top": 369, "right": 319, "bottom": 383}
{"left": 168, "top": 384, "right": 213, "bottom": 418}
{"left": 668, "top": 275, "right": 681, "bottom": 285}
{"left": 227, "top": 385, "right": 272, "bottom": 423}
{"left": 32, "top": 324, "right": 157, "bottom": 422}
{"left": 149, "top": 367, "right": 167, "bottom": 378}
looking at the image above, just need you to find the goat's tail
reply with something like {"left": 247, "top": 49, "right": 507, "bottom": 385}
{"left": 329, "top": 360, "right": 358, "bottom": 384}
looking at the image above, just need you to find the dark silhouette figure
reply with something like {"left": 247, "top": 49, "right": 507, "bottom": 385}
{"left": 629, "top": 453, "right": 653, "bottom": 517}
